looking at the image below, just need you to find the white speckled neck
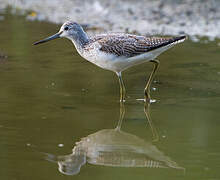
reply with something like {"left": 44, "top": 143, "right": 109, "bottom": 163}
{"left": 69, "top": 29, "right": 89, "bottom": 50}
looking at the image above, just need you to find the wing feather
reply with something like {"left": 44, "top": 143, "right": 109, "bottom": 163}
{"left": 91, "top": 34, "right": 185, "bottom": 58}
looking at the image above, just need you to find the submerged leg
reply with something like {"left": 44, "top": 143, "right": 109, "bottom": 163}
{"left": 116, "top": 72, "right": 126, "bottom": 102}
{"left": 144, "top": 60, "right": 160, "bottom": 102}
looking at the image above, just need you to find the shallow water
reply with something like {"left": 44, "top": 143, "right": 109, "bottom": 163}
{"left": 1, "top": 14, "right": 220, "bottom": 180}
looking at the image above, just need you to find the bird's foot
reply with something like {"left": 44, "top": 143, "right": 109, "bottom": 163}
{"left": 149, "top": 98, "right": 157, "bottom": 104}
{"left": 119, "top": 99, "right": 126, "bottom": 103}
{"left": 136, "top": 98, "right": 157, "bottom": 104}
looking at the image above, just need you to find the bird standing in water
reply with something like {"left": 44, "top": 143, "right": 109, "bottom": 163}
{"left": 34, "top": 21, "right": 186, "bottom": 102}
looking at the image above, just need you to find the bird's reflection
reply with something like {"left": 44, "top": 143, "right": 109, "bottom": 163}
{"left": 45, "top": 101, "right": 183, "bottom": 175}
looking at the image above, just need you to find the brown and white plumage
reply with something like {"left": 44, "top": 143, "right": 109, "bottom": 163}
{"left": 89, "top": 33, "right": 186, "bottom": 58}
{"left": 80, "top": 33, "right": 186, "bottom": 72}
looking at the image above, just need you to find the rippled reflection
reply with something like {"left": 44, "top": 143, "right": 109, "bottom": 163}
{"left": 45, "top": 102, "right": 184, "bottom": 175}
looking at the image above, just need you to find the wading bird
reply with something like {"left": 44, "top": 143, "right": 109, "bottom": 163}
{"left": 34, "top": 21, "right": 186, "bottom": 102}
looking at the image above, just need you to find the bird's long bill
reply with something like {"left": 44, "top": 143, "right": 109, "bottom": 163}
{"left": 33, "top": 32, "right": 62, "bottom": 45}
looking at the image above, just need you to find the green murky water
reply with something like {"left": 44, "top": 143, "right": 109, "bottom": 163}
{"left": 1, "top": 14, "right": 220, "bottom": 180}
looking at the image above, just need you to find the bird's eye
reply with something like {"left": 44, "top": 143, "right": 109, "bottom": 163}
{"left": 64, "top": 27, "right": 69, "bottom": 31}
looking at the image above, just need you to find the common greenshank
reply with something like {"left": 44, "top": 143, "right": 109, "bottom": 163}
{"left": 34, "top": 21, "right": 186, "bottom": 102}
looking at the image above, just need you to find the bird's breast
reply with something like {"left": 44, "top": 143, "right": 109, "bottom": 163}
{"left": 79, "top": 43, "right": 126, "bottom": 72}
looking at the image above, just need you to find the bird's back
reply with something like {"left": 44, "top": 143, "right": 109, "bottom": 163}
{"left": 88, "top": 33, "right": 186, "bottom": 58}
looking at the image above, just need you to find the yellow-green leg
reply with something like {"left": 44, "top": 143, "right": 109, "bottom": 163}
{"left": 144, "top": 60, "right": 160, "bottom": 102}
{"left": 116, "top": 72, "right": 126, "bottom": 102}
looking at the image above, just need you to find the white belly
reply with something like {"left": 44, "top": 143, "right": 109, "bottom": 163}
{"left": 81, "top": 48, "right": 127, "bottom": 72}
{"left": 79, "top": 43, "right": 175, "bottom": 73}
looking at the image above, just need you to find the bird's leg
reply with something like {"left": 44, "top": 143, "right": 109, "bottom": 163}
{"left": 144, "top": 101, "right": 159, "bottom": 142}
{"left": 115, "top": 100, "right": 125, "bottom": 131}
{"left": 144, "top": 60, "right": 160, "bottom": 102}
{"left": 116, "top": 72, "right": 126, "bottom": 102}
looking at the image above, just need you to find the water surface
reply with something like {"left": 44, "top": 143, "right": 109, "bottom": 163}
{"left": 1, "top": 13, "right": 220, "bottom": 180}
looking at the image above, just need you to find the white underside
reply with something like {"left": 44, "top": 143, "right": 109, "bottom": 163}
{"left": 79, "top": 39, "right": 184, "bottom": 73}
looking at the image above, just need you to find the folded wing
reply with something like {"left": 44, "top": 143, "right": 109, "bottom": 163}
{"left": 93, "top": 33, "right": 186, "bottom": 58}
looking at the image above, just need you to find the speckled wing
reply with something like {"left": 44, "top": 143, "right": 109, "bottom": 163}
{"left": 94, "top": 34, "right": 186, "bottom": 58}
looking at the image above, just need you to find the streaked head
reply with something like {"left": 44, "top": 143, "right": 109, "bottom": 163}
{"left": 34, "top": 21, "right": 85, "bottom": 45}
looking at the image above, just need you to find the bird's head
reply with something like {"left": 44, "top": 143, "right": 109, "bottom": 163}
{"left": 34, "top": 21, "right": 85, "bottom": 45}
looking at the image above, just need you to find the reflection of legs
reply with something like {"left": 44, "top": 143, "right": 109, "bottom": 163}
{"left": 144, "top": 102, "right": 159, "bottom": 142}
{"left": 116, "top": 72, "right": 126, "bottom": 102}
{"left": 144, "top": 60, "right": 160, "bottom": 102}
{"left": 115, "top": 100, "right": 125, "bottom": 131}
